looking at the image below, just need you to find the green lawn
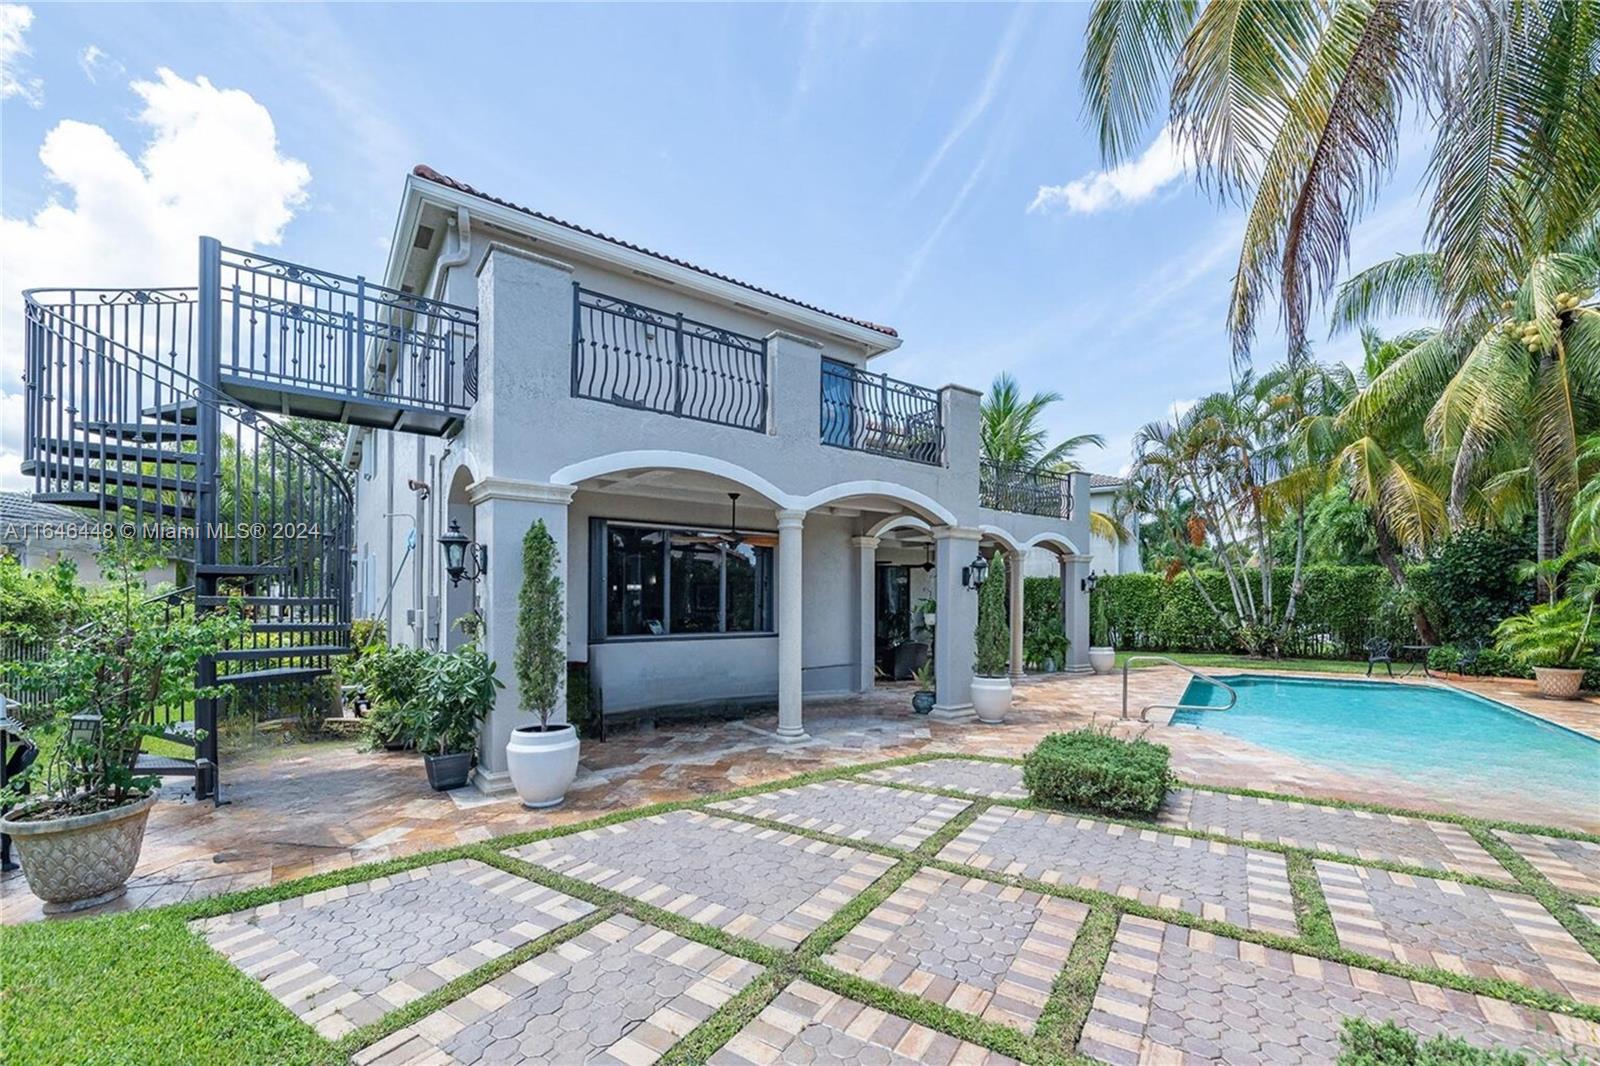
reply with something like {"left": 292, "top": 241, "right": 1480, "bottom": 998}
{"left": 1114, "top": 650, "right": 1393, "bottom": 676}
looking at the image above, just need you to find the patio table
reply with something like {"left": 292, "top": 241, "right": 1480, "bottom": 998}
{"left": 1399, "top": 644, "right": 1435, "bottom": 679}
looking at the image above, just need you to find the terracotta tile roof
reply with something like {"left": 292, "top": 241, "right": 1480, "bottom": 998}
{"left": 1088, "top": 473, "right": 1125, "bottom": 489}
{"left": 411, "top": 165, "right": 899, "bottom": 339}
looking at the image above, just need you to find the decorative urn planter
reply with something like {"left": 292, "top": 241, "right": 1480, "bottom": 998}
{"left": 506, "top": 724, "right": 580, "bottom": 808}
{"left": 971, "top": 676, "right": 1012, "bottom": 723}
{"left": 1088, "top": 647, "right": 1117, "bottom": 675}
{"left": 1532, "top": 667, "right": 1586, "bottom": 700}
{"left": 0, "top": 793, "right": 157, "bottom": 913}
{"left": 911, "top": 690, "right": 936, "bottom": 715}
{"left": 424, "top": 752, "right": 474, "bottom": 791}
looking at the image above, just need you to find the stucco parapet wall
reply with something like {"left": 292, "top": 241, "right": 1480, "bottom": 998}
{"left": 475, "top": 241, "right": 575, "bottom": 278}
{"left": 466, "top": 478, "right": 577, "bottom": 506}
{"left": 938, "top": 383, "right": 983, "bottom": 399}
{"left": 765, "top": 330, "right": 824, "bottom": 349}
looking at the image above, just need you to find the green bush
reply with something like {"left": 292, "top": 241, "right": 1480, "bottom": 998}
{"left": 1420, "top": 523, "right": 1536, "bottom": 643}
{"left": 974, "top": 555, "right": 1010, "bottom": 677}
{"left": 0, "top": 554, "right": 87, "bottom": 641}
{"left": 1023, "top": 729, "right": 1173, "bottom": 816}
{"left": 1022, "top": 576, "right": 1067, "bottom": 668}
{"left": 355, "top": 643, "right": 431, "bottom": 748}
{"left": 1337, "top": 1018, "right": 1532, "bottom": 1065}
{"left": 1429, "top": 643, "right": 1600, "bottom": 690}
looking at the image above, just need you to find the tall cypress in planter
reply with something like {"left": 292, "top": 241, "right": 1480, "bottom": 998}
{"left": 505, "top": 520, "right": 579, "bottom": 808}
{"left": 971, "top": 555, "right": 1013, "bottom": 722}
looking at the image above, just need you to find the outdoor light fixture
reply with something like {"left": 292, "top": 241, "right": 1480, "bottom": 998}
{"left": 440, "top": 519, "right": 487, "bottom": 587}
{"left": 962, "top": 553, "right": 990, "bottom": 590}
{"left": 1081, "top": 570, "right": 1099, "bottom": 594}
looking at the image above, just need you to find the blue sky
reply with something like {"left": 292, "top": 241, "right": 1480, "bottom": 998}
{"left": 1, "top": 3, "right": 1433, "bottom": 488}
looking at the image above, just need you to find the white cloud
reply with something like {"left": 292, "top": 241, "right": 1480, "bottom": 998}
{"left": 77, "top": 43, "right": 122, "bottom": 84}
{"left": 1, "top": 68, "right": 311, "bottom": 395}
{"left": 0, "top": 4, "right": 42, "bottom": 106}
{"left": 1028, "top": 126, "right": 1190, "bottom": 215}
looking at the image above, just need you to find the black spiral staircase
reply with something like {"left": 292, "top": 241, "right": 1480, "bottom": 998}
{"left": 20, "top": 237, "right": 478, "bottom": 801}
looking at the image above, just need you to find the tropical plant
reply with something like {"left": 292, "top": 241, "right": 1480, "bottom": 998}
{"left": 0, "top": 549, "right": 245, "bottom": 815}
{"left": 1493, "top": 597, "right": 1596, "bottom": 669}
{"left": 1081, "top": 0, "right": 1600, "bottom": 365}
{"left": 408, "top": 645, "right": 501, "bottom": 756}
{"left": 515, "top": 519, "right": 565, "bottom": 729}
{"left": 974, "top": 555, "right": 1012, "bottom": 677}
{"left": 912, "top": 657, "right": 935, "bottom": 693}
{"left": 0, "top": 555, "right": 87, "bottom": 642}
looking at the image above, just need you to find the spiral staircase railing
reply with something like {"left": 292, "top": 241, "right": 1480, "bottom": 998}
{"left": 17, "top": 237, "right": 474, "bottom": 802}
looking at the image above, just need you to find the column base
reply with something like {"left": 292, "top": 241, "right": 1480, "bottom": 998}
{"left": 773, "top": 726, "right": 812, "bottom": 744}
{"left": 471, "top": 766, "right": 516, "bottom": 796}
{"left": 928, "top": 703, "right": 976, "bottom": 722}
{"left": 1064, "top": 665, "right": 1094, "bottom": 676}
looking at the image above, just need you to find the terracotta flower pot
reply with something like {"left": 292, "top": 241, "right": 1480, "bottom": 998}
{"left": 1533, "top": 667, "right": 1586, "bottom": 700}
{"left": 0, "top": 793, "right": 156, "bottom": 913}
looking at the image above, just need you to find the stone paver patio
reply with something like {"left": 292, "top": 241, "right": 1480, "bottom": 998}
{"left": 708, "top": 780, "right": 970, "bottom": 849}
{"left": 860, "top": 757, "right": 1028, "bottom": 800}
{"left": 191, "top": 859, "right": 594, "bottom": 1039}
{"left": 1159, "top": 788, "right": 1508, "bottom": 879}
{"left": 940, "top": 807, "right": 1298, "bottom": 935}
{"left": 823, "top": 867, "right": 1088, "bottom": 1033}
{"left": 1498, "top": 831, "right": 1600, "bottom": 899}
{"left": 507, "top": 810, "right": 896, "bottom": 949}
{"left": 707, "top": 980, "right": 1020, "bottom": 1066}
{"left": 352, "top": 914, "right": 762, "bottom": 1065}
{"left": 1082, "top": 916, "right": 1600, "bottom": 1065}
{"left": 1317, "top": 861, "right": 1600, "bottom": 1005}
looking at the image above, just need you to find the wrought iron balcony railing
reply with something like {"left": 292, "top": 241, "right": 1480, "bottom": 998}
{"left": 819, "top": 359, "right": 943, "bottom": 465}
{"left": 980, "top": 459, "right": 1076, "bottom": 519}
{"left": 571, "top": 286, "right": 770, "bottom": 432}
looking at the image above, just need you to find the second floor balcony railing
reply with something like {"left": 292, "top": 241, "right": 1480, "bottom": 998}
{"left": 820, "top": 359, "right": 943, "bottom": 465}
{"left": 571, "top": 286, "right": 769, "bottom": 432}
{"left": 980, "top": 459, "right": 1076, "bottom": 519}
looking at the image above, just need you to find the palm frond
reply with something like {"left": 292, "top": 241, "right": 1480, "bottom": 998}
{"left": 1081, "top": 0, "right": 1202, "bottom": 164}
{"left": 1329, "top": 252, "right": 1445, "bottom": 334}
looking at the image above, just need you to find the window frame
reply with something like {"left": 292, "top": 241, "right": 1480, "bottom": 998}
{"left": 590, "top": 518, "right": 777, "bottom": 643}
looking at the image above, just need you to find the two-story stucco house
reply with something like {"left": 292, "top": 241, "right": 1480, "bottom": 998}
{"left": 345, "top": 167, "right": 1093, "bottom": 794}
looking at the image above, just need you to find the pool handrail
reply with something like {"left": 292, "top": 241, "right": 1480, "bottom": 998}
{"left": 1121, "top": 656, "right": 1238, "bottom": 721}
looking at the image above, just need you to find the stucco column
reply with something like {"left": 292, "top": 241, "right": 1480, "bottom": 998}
{"left": 1009, "top": 550, "right": 1026, "bottom": 680}
{"left": 1063, "top": 553, "right": 1092, "bottom": 673}
{"left": 851, "top": 535, "right": 879, "bottom": 692}
{"left": 466, "top": 478, "right": 576, "bottom": 793}
{"left": 930, "top": 525, "right": 981, "bottom": 721}
{"left": 776, "top": 509, "right": 809, "bottom": 741}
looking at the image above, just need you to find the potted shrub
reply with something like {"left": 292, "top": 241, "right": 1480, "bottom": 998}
{"left": 0, "top": 550, "right": 243, "bottom": 912}
{"left": 971, "top": 555, "right": 1012, "bottom": 723}
{"left": 358, "top": 643, "right": 429, "bottom": 750}
{"left": 506, "top": 520, "right": 580, "bottom": 808}
{"left": 1494, "top": 597, "right": 1595, "bottom": 699}
{"left": 914, "top": 597, "right": 937, "bottom": 630}
{"left": 911, "top": 659, "right": 936, "bottom": 715}
{"left": 413, "top": 644, "right": 501, "bottom": 790}
{"left": 1088, "top": 590, "right": 1116, "bottom": 675}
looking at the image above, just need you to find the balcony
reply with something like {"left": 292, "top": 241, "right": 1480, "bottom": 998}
{"left": 819, "top": 359, "right": 943, "bottom": 465}
{"left": 571, "top": 286, "right": 770, "bottom": 432}
{"left": 979, "top": 460, "right": 1075, "bottom": 518}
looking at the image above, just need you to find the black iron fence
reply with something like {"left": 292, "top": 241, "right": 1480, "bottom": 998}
{"left": 820, "top": 359, "right": 943, "bottom": 465}
{"left": 571, "top": 286, "right": 769, "bottom": 431}
{"left": 979, "top": 460, "right": 1076, "bottom": 519}
{"left": 217, "top": 245, "right": 478, "bottom": 414}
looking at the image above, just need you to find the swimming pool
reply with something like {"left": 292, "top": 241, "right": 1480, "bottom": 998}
{"left": 1170, "top": 674, "right": 1600, "bottom": 805}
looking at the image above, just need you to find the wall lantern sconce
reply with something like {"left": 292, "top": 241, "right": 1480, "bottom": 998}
{"left": 962, "top": 553, "right": 990, "bottom": 591}
{"left": 440, "top": 519, "right": 487, "bottom": 587}
{"left": 1081, "top": 570, "right": 1099, "bottom": 594}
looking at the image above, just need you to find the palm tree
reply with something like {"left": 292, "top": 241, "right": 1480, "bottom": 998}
{"left": 979, "top": 373, "right": 1120, "bottom": 539}
{"left": 1080, "top": 0, "right": 1600, "bottom": 361}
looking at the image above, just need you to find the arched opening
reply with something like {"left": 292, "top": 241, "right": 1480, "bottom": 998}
{"left": 444, "top": 464, "right": 477, "bottom": 651}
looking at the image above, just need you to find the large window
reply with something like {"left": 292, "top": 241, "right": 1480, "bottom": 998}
{"left": 595, "top": 520, "right": 774, "bottom": 639}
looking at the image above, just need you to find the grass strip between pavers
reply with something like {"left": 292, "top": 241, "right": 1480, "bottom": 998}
{"left": 9, "top": 747, "right": 1600, "bottom": 1066}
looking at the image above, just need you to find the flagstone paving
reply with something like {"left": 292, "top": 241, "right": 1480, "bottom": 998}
{"left": 1317, "top": 861, "right": 1600, "bottom": 1005}
{"left": 860, "top": 758, "right": 1028, "bottom": 801}
{"left": 708, "top": 780, "right": 970, "bottom": 850}
{"left": 1083, "top": 916, "right": 1600, "bottom": 1065}
{"left": 1498, "top": 830, "right": 1600, "bottom": 898}
{"left": 506, "top": 810, "right": 896, "bottom": 950}
{"left": 707, "top": 979, "right": 1021, "bottom": 1066}
{"left": 351, "top": 914, "right": 763, "bottom": 1066}
{"left": 191, "top": 859, "right": 594, "bottom": 1039}
{"left": 1159, "top": 788, "right": 1507, "bottom": 878}
{"left": 823, "top": 867, "right": 1088, "bottom": 1033}
{"left": 939, "top": 807, "right": 1298, "bottom": 935}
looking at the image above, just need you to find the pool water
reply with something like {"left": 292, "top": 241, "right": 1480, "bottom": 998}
{"left": 1171, "top": 674, "right": 1600, "bottom": 805}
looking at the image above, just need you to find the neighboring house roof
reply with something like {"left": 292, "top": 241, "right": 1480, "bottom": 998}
{"left": 411, "top": 164, "right": 900, "bottom": 339}
{"left": 1088, "top": 473, "right": 1125, "bottom": 490}
{"left": 0, "top": 491, "right": 87, "bottom": 529}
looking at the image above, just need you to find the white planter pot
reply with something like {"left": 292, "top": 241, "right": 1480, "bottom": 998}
{"left": 1088, "top": 647, "right": 1117, "bottom": 675}
{"left": 971, "top": 676, "right": 1012, "bottom": 723}
{"left": 0, "top": 793, "right": 156, "bottom": 913}
{"left": 1533, "top": 667, "right": 1586, "bottom": 700}
{"left": 506, "top": 724, "right": 580, "bottom": 809}
{"left": 922, "top": 611, "right": 936, "bottom": 627}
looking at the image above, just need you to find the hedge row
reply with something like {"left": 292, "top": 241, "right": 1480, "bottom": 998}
{"left": 1093, "top": 566, "right": 1418, "bottom": 659}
